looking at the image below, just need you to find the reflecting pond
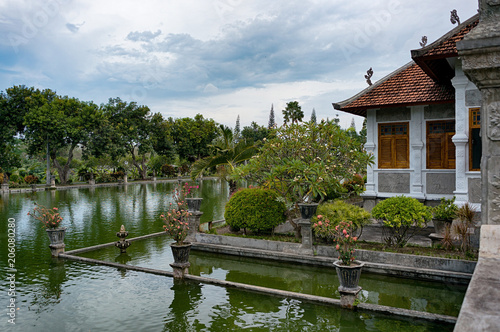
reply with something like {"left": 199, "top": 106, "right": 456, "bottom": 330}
{"left": 0, "top": 181, "right": 460, "bottom": 331}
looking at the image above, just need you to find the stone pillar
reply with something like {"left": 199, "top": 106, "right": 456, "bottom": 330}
{"left": 50, "top": 176, "right": 56, "bottom": 188}
{"left": 186, "top": 211, "right": 202, "bottom": 242}
{"left": 410, "top": 106, "right": 425, "bottom": 200}
{"left": 123, "top": 174, "right": 128, "bottom": 184}
{"left": 1, "top": 183, "right": 9, "bottom": 192}
{"left": 170, "top": 262, "right": 190, "bottom": 279}
{"left": 339, "top": 288, "right": 361, "bottom": 309}
{"left": 452, "top": 63, "right": 471, "bottom": 205}
{"left": 298, "top": 219, "right": 313, "bottom": 253}
{"left": 457, "top": 1, "right": 500, "bottom": 225}
{"left": 362, "top": 109, "right": 377, "bottom": 197}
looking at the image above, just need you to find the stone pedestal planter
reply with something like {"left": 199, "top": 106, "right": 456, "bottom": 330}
{"left": 186, "top": 211, "right": 203, "bottom": 243}
{"left": 298, "top": 219, "right": 313, "bottom": 250}
{"left": 46, "top": 227, "right": 66, "bottom": 257}
{"left": 334, "top": 260, "right": 364, "bottom": 292}
{"left": 170, "top": 243, "right": 191, "bottom": 279}
{"left": 298, "top": 203, "right": 318, "bottom": 219}
{"left": 334, "top": 260, "right": 364, "bottom": 309}
{"left": 433, "top": 219, "right": 452, "bottom": 236}
{"left": 186, "top": 198, "right": 203, "bottom": 212}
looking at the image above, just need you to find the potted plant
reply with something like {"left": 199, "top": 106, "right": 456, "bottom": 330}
{"left": 313, "top": 219, "right": 363, "bottom": 291}
{"left": 180, "top": 182, "right": 202, "bottom": 212}
{"left": 159, "top": 200, "right": 192, "bottom": 264}
{"left": 432, "top": 197, "right": 458, "bottom": 235}
{"left": 28, "top": 204, "right": 66, "bottom": 255}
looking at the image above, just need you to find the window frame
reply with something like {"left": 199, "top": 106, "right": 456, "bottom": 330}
{"left": 378, "top": 122, "right": 409, "bottom": 169}
{"left": 426, "top": 120, "right": 456, "bottom": 170}
{"left": 469, "top": 108, "right": 481, "bottom": 171}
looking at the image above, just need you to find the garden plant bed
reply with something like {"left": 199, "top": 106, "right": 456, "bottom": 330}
{"left": 213, "top": 225, "right": 478, "bottom": 261}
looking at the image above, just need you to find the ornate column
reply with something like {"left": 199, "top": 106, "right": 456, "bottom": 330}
{"left": 457, "top": 0, "right": 500, "bottom": 225}
{"left": 361, "top": 109, "right": 377, "bottom": 211}
{"left": 410, "top": 106, "right": 425, "bottom": 199}
{"left": 451, "top": 62, "right": 470, "bottom": 205}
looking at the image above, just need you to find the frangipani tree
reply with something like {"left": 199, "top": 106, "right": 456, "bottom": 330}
{"left": 234, "top": 120, "right": 373, "bottom": 237}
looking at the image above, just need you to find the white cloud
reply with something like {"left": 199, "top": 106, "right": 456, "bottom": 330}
{"left": 0, "top": 0, "right": 480, "bottom": 131}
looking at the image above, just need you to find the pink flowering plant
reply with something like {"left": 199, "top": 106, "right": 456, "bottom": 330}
{"left": 182, "top": 182, "right": 199, "bottom": 198}
{"left": 313, "top": 217, "right": 358, "bottom": 266}
{"left": 28, "top": 203, "right": 63, "bottom": 229}
{"left": 160, "top": 200, "right": 191, "bottom": 245}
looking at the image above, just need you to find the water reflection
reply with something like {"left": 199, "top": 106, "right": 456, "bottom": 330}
{"left": 0, "top": 181, "right": 457, "bottom": 331}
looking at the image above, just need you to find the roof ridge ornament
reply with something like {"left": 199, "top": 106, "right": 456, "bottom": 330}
{"left": 419, "top": 36, "right": 428, "bottom": 48}
{"left": 365, "top": 67, "right": 373, "bottom": 86}
{"left": 450, "top": 9, "right": 460, "bottom": 25}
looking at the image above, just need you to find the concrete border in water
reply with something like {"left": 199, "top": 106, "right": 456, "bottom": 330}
{"left": 59, "top": 249, "right": 457, "bottom": 325}
{"left": 194, "top": 233, "right": 475, "bottom": 284}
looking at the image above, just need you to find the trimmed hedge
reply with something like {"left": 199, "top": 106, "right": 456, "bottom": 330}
{"left": 224, "top": 188, "right": 286, "bottom": 232}
{"left": 313, "top": 200, "right": 371, "bottom": 231}
{"left": 372, "top": 196, "right": 432, "bottom": 247}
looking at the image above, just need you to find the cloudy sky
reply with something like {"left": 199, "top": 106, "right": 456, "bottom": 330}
{"left": 0, "top": 0, "right": 478, "bottom": 130}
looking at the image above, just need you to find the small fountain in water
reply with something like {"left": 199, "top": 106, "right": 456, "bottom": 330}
{"left": 115, "top": 225, "right": 131, "bottom": 253}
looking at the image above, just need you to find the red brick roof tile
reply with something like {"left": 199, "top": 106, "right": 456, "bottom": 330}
{"left": 415, "top": 17, "right": 478, "bottom": 59}
{"left": 334, "top": 62, "right": 454, "bottom": 116}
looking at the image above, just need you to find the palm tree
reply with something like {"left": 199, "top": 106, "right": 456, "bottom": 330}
{"left": 191, "top": 125, "right": 257, "bottom": 193}
{"left": 282, "top": 101, "right": 304, "bottom": 125}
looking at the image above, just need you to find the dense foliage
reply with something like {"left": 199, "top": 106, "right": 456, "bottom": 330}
{"left": 313, "top": 200, "right": 371, "bottom": 231}
{"left": 224, "top": 188, "right": 286, "bottom": 233}
{"left": 371, "top": 196, "right": 432, "bottom": 247}
{"left": 433, "top": 197, "right": 458, "bottom": 221}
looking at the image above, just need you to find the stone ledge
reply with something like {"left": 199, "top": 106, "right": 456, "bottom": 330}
{"left": 455, "top": 225, "right": 500, "bottom": 331}
{"left": 194, "top": 234, "right": 474, "bottom": 284}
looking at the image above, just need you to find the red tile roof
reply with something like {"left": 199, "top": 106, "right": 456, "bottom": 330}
{"left": 334, "top": 15, "right": 478, "bottom": 117}
{"left": 413, "top": 16, "right": 479, "bottom": 59}
{"left": 334, "top": 62, "right": 454, "bottom": 116}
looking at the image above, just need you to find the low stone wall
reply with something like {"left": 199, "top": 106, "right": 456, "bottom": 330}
{"left": 195, "top": 233, "right": 475, "bottom": 284}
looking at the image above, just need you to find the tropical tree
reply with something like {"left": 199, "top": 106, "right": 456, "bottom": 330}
{"left": 241, "top": 121, "right": 270, "bottom": 144}
{"left": 191, "top": 124, "right": 257, "bottom": 193}
{"left": 282, "top": 101, "right": 304, "bottom": 125}
{"left": 0, "top": 86, "right": 56, "bottom": 179}
{"left": 23, "top": 96, "right": 102, "bottom": 184}
{"left": 98, "top": 98, "right": 160, "bottom": 180}
{"left": 234, "top": 120, "right": 373, "bottom": 237}
{"left": 170, "top": 114, "right": 218, "bottom": 162}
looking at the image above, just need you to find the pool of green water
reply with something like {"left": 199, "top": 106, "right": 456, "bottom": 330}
{"left": 0, "top": 182, "right": 461, "bottom": 331}
{"left": 77, "top": 235, "right": 466, "bottom": 318}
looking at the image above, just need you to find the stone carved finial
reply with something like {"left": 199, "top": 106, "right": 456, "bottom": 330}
{"left": 365, "top": 67, "right": 373, "bottom": 86}
{"left": 420, "top": 36, "right": 427, "bottom": 48}
{"left": 450, "top": 9, "right": 461, "bottom": 25}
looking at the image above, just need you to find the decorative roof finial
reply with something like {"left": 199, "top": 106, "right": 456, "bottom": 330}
{"left": 365, "top": 67, "right": 373, "bottom": 86}
{"left": 419, "top": 36, "right": 427, "bottom": 48}
{"left": 450, "top": 9, "right": 460, "bottom": 25}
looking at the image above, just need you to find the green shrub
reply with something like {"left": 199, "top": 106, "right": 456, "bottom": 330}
{"left": 225, "top": 188, "right": 286, "bottom": 233}
{"left": 24, "top": 175, "right": 39, "bottom": 184}
{"left": 433, "top": 197, "right": 458, "bottom": 221}
{"left": 313, "top": 200, "right": 371, "bottom": 233}
{"left": 96, "top": 173, "right": 113, "bottom": 183}
{"left": 161, "top": 164, "right": 176, "bottom": 177}
{"left": 371, "top": 196, "right": 432, "bottom": 247}
{"left": 9, "top": 173, "right": 22, "bottom": 184}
